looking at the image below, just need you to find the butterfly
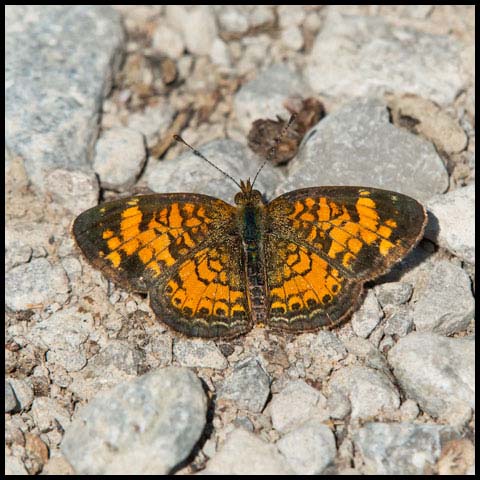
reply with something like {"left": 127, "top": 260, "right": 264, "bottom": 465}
{"left": 72, "top": 170, "right": 426, "bottom": 338}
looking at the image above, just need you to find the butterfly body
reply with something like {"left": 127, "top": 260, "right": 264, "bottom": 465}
{"left": 235, "top": 180, "right": 269, "bottom": 327}
{"left": 73, "top": 182, "right": 426, "bottom": 338}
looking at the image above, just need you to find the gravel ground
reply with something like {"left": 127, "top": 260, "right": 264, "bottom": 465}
{"left": 5, "top": 5, "right": 475, "bottom": 475}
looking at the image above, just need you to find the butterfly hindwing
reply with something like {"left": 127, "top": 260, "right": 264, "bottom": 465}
{"left": 150, "top": 241, "right": 252, "bottom": 338}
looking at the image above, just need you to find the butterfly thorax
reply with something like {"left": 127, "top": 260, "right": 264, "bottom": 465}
{"left": 234, "top": 179, "right": 269, "bottom": 326}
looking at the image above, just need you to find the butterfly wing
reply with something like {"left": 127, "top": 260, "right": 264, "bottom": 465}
{"left": 150, "top": 240, "right": 251, "bottom": 338}
{"left": 265, "top": 186, "right": 426, "bottom": 332}
{"left": 73, "top": 194, "right": 251, "bottom": 338}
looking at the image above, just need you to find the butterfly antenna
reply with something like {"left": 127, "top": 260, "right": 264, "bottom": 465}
{"left": 173, "top": 135, "right": 242, "bottom": 189}
{"left": 251, "top": 113, "right": 297, "bottom": 188}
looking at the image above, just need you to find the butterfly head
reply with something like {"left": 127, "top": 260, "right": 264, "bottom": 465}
{"left": 234, "top": 179, "right": 264, "bottom": 206}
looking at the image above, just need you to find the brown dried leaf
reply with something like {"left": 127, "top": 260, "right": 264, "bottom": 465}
{"left": 247, "top": 97, "right": 325, "bottom": 165}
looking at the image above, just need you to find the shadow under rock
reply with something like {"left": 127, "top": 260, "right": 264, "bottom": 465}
{"left": 169, "top": 376, "right": 215, "bottom": 474}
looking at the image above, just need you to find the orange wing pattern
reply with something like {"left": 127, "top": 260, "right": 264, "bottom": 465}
{"left": 265, "top": 186, "right": 426, "bottom": 331}
{"left": 151, "top": 242, "right": 251, "bottom": 338}
{"left": 73, "top": 185, "right": 426, "bottom": 337}
{"left": 73, "top": 193, "right": 251, "bottom": 338}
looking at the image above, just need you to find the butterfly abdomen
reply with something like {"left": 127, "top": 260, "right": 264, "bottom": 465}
{"left": 240, "top": 205, "right": 268, "bottom": 325}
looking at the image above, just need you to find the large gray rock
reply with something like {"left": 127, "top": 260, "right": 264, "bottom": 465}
{"left": 5, "top": 5, "right": 124, "bottom": 190}
{"left": 354, "top": 422, "right": 458, "bottom": 475}
{"left": 61, "top": 367, "right": 207, "bottom": 474}
{"left": 411, "top": 260, "right": 474, "bottom": 334}
{"left": 388, "top": 333, "right": 475, "bottom": 421}
{"left": 425, "top": 185, "right": 475, "bottom": 265}
{"left": 305, "top": 11, "right": 466, "bottom": 105}
{"left": 277, "top": 98, "right": 448, "bottom": 202}
{"left": 148, "top": 139, "right": 283, "bottom": 204}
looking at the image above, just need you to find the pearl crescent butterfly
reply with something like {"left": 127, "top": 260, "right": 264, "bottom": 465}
{"left": 72, "top": 176, "right": 426, "bottom": 338}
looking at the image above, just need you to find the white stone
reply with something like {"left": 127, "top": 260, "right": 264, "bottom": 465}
{"left": 5, "top": 258, "right": 70, "bottom": 312}
{"left": 281, "top": 25, "right": 304, "bottom": 51}
{"left": 388, "top": 332, "right": 475, "bottom": 420}
{"left": 128, "top": 102, "right": 175, "bottom": 148}
{"left": 167, "top": 6, "right": 217, "bottom": 56}
{"left": 205, "top": 428, "right": 294, "bottom": 475}
{"left": 411, "top": 260, "right": 474, "bottom": 334}
{"left": 327, "top": 366, "right": 400, "bottom": 420}
{"left": 93, "top": 127, "right": 146, "bottom": 189}
{"left": 173, "top": 339, "right": 228, "bottom": 370}
{"left": 278, "top": 5, "right": 306, "bottom": 28}
{"left": 270, "top": 379, "right": 328, "bottom": 433}
{"left": 152, "top": 24, "right": 185, "bottom": 59}
{"left": 44, "top": 168, "right": 99, "bottom": 215}
{"left": 234, "top": 64, "right": 309, "bottom": 132}
{"left": 351, "top": 290, "right": 383, "bottom": 338}
{"left": 426, "top": 185, "right": 475, "bottom": 265}
{"left": 276, "top": 419, "right": 336, "bottom": 474}
{"left": 209, "top": 38, "right": 231, "bottom": 67}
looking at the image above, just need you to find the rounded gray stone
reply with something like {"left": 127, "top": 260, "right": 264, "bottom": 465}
{"left": 351, "top": 290, "right": 383, "bottom": 338}
{"left": 61, "top": 367, "right": 207, "bottom": 474}
{"left": 127, "top": 102, "right": 175, "bottom": 148}
{"left": 327, "top": 365, "right": 400, "bottom": 420}
{"left": 388, "top": 332, "right": 474, "bottom": 420}
{"left": 5, "top": 258, "right": 70, "bottom": 312}
{"left": 425, "top": 185, "right": 475, "bottom": 265}
{"left": 218, "top": 357, "right": 270, "bottom": 413}
{"left": 214, "top": 5, "right": 276, "bottom": 38}
{"left": 326, "top": 391, "right": 351, "bottom": 420}
{"left": 354, "top": 422, "right": 458, "bottom": 475}
{"left": 234, "top": 64, "right": 310, "bottom": 132}
{"left": 411, "top": 260, "right": 474, "bottom": 334}
{"left": 93, "top": 127, "right": 146, "bottom": 189}
{"left": 374, "top": 282, "right": 413, "bottom": 307}
{"left": 276, "top": 419, "right": 336, "bottom": 474}
{"left": 167, "top": 6, "right": 217, "bottom": 56}
{"left": 277, "top": 98, "right": 448, "bottom": 202}
{"left": 152, "top": 23, "right": 185, "bottom": 59}
{"left": 173, "top": 338, "right": 228, "bottom": 370}
{"left": 270, "top": 379, "right": 328, "bottom": 433}
{"left": 383, "top": 306, "right": 414, "bottom": 337}
{"left": 205, "top": 428, "right": 294, "bottom": 475}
